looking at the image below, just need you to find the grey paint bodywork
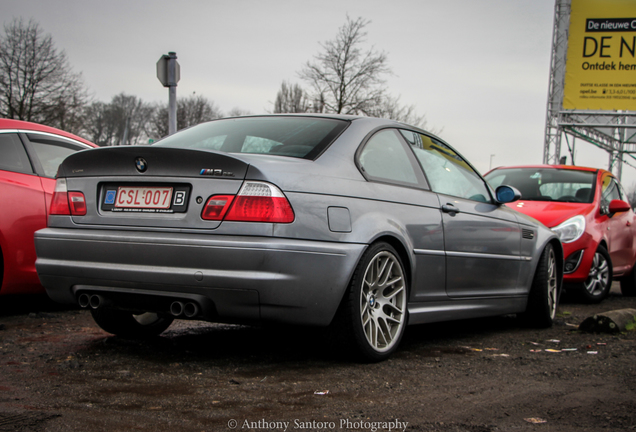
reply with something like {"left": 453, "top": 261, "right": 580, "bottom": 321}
{"left": 35, "top": 115, "right": 562, "bottom": 327}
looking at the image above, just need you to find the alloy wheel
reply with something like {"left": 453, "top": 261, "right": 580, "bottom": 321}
{"left": 359, "top": 251, "right": 407, "bottom": 353}
{"left": 546, "top": 247, "right": 558, "bottom": 319}
{"left": 584, "top": 251, "right": 610, "bottom": 296}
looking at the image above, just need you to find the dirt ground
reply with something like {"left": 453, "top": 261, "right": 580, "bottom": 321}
{"left": 0, "top": 284, "right": 635, "bottom": 432}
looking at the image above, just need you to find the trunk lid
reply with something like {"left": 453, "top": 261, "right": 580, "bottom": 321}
{"left": 57, "top": 147, "right": 250, "bottom": 231}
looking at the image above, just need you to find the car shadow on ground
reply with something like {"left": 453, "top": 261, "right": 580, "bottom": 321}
{"left": 0, "top": 293, "right": 77, "bottom": 317}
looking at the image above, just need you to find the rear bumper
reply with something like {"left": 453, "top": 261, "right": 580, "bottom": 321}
{"left": 34, "top": 228, "right": 365, "bottom": 326}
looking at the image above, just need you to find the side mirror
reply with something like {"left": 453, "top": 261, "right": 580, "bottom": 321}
{"left": 495, "top": 185, "right": 521, "bottom": 204}
{"left": 609, "top": 199, "right": 631, "bottom": 214}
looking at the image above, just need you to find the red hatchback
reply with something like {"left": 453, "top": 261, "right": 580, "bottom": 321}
{"left": 485, "top": 165, "right": 636, "bottom": 303}
{"left": 0, "top": 119, "right": 96, "bottom": 295}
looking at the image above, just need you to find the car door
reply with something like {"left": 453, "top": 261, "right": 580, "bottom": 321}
{"left": 0, "top": 132, "right": 46, "bottom": 293}
{"left": 0, "top": 131, "right": 91, "bottom": 294}
{"left": 601, "top": 174, "right": 635, "bottom": 273}
{"left": 399, "top": 130, "right": 524, "bottom": 298}
{"left": 357, "top": 129, "right": 446, "bottom": 303}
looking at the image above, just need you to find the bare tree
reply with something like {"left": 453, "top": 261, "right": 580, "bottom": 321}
{"left": 150, "top": 94, "right": 222, "bottom": 138}
{"left": 295, "top": 15, "right": 436, "bottom": 130}
{"left": 299, "top": 16, "right": 389, "bottom": 115}
{"left": 273, "top": 81, "right": 309, "bottom": 113}
{"left": 0, "top": 18, "right": 87, "bottom": 132}
{"left": 81, "top": 93, "right": 154, "bottom": 146}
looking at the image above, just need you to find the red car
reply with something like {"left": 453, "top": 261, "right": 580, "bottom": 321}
{"left": 485, "top": 165, "right": 636, "bottom": 303}
{"left": 0, "top": 119, "right": 96, "bottom": 295}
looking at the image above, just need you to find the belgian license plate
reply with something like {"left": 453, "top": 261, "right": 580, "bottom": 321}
{"left": 115, "top": 186, "right": 173, "bottom": 209}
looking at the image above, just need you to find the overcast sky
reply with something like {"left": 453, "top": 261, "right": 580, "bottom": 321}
{"left": 3, "top": 0, "right": 634, "bottom": 187}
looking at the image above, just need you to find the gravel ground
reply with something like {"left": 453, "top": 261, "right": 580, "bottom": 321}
{"left": 0, "top": 284, "right": 635, "bottom": 432}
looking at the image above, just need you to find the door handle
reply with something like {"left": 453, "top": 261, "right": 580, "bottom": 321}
{"left": 442, "top": 204, "right": 460, "bottom": 216}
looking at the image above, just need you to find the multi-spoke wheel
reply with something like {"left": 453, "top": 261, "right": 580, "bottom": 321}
{"left": 91, "top": 308, "right": 174, "bottom": 338}
{"left": 520, "top": 243, "right": 561, "bottom": 328}
{"left": 575, "top": 246, "right": 612, "bottom": 304}
{"left": 339, "top": 242, "right": 408, "bottom": 362}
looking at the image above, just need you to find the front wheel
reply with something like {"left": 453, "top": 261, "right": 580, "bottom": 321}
{"left": 336, "top": 242, "right": 408, "bottom": 362}
{"left": 519, "top": 243, "right": 560, "bottom": 328}
{"left": 90, "top": 308, "right": 174, "bottom": 338}
{"left": 574, "top": 246, "right": 612, "bottom": 303}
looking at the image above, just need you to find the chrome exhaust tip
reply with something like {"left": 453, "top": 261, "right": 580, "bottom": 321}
{"left": 170, "top": 301, "right": 185, "bottom": 317}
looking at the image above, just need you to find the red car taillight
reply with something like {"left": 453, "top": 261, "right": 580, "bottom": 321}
{"left": 202, "top": 181, "right": 294, "bottom": 223}
{"left": 49, "top": 179, "right": 87, "bottom": 216}
{"left": 68, "top": 192, "right": 87, "bottom": 215}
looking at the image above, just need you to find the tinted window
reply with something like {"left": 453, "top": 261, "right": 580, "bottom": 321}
{"left": 153, "top": 117, "right": 348, "bottom": 159}
{"left": 485, "top": 168, "right": 596, "bottom": 203}
{"left": 359, "top": 129, "right": 418, "bottom": 185}
{"left": 0, "top": 133, "right": 33, "bottom": 174}
{"left": 29, "top": 142, "right": 81, "bottom": 178}
{"left": 400, "top": 130, "right": 490, "bottom": 202}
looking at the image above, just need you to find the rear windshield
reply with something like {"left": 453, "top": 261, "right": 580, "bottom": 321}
{"left": 485, "top": 168, "right": 597, "bottom": 203}
{"left": 153, "top": 116, "right": 348, "bottom": 159}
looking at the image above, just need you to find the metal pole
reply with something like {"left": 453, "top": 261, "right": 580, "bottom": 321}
{"left": 168, "top": 52, "right": 178, "bottom": 135}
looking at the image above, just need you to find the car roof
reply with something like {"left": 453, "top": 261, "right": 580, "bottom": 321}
{"left": 0, "top": 119, "right": 96, "bottom": 147}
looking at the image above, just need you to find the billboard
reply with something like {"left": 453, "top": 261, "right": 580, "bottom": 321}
{"left": 563, "top": 0, "right": 636, "bottom": 110}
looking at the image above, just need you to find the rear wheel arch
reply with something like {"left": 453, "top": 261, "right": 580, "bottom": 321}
{"left": 370, "top": 235, "right": 413, "bottom": 289}
{"left": 332, "top": 240, "right": 410, "bottom": 361}
{"left": 330, "top": 235, "right": 412, "bottom": 327}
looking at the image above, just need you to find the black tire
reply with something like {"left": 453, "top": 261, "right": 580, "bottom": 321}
{"left": 335, "top": 242, "right": 408, "bottom": 362}
{"left": 574, "top": 245, "right": 612, "bottom": 304}
{"left": 90, "top": 308, "right": 174, "bottom": 338}
{"left": 519, "top": 243, "right": 560, "bottom": 328}
{"left": 620, "top": 265, "right": 636, "bottom": 297}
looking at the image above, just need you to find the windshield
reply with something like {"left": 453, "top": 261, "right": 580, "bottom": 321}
{"left": 485, "top": 168, "right": 597, "bottom": 203}
{"left": 153, "top": 116, "right": 348, "bottom": 160}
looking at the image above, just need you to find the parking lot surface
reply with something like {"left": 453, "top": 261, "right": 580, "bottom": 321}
{"left": 1, "top": 285, "right": 635, "bottom": 432}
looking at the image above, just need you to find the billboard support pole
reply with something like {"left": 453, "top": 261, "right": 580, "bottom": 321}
{"left": 543, "top": 0, "right": 571, "bottom": 165}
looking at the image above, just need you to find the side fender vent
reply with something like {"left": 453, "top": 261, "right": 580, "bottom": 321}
{"left": 522, "top": 228, "right": 535, "bottom": 240}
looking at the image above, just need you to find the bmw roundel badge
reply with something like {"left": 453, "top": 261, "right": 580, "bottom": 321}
{"left": 135, "top": 157, "right": 147, "bottom": 173}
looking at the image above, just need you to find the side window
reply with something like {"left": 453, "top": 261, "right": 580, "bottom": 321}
{"left": 29, "top": 142, "right": 81, "bottom": 178}
{"left": 601, "top": 176, "right": 621, "bottom": 207}
{"left": 400, "top": 130, "right": 491, "bottom": 202}
{"left": 0, "top": 133, "right": 33, "bottom": 174}
{"left": 26, "top": 134, "right": 86, "bottom": 178}
{"left": 358, "top": 129, "right": 419, "bottom": 185}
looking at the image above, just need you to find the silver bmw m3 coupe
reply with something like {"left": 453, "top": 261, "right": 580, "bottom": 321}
{"left": 35, "top": 115, "right": 562, "bottom": 361}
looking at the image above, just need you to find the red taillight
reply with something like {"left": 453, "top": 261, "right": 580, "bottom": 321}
{"left": 50, "top": 179, "right": 71, "bottom": 215}
{"left": 201, "top": 182, "right": 294, "bottom": 223}
{"left": 68, "top": 192, "right": 87, "bottom": 216}
{"left": 201, "top": 195, "right": 235, "bottom": 221}
{"left": 225, "top": 196, "right": 294, "bottom": 222}
{"left": 49, "top": 179, "right": 86, "bottom": 216}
